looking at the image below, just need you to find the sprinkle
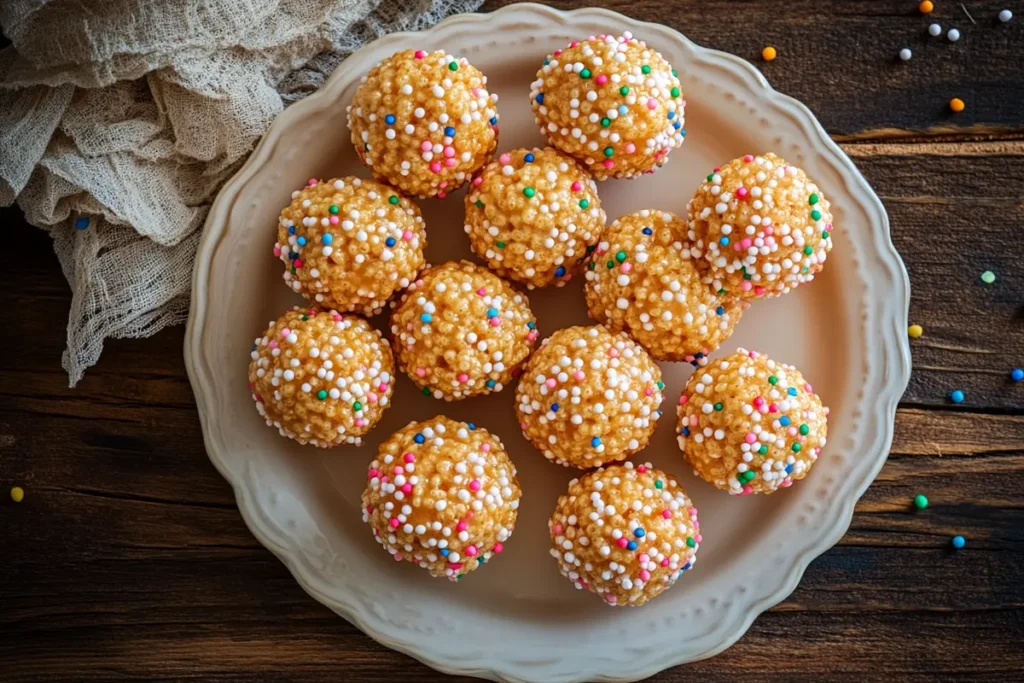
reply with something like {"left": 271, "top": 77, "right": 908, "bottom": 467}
{"left": 524, "top": 153, "right": 535, "bottom": 163}
{"left": 388, "top": 195, "right": 399, "bottom": 205}
{"left": 947, "top": 28, "right": 961, "bottom": 42}
{"left": 950, "top": 389, "right": 965, "bottom": 404}
{"left": 908, "top": 324, "right": 924, "bottom": 338}
{"left": 316, "top": 390, "right": 328, "bottom": 401}
{"left": 75, "top": 216, "right": 90, "bottom": 230}
{"left": 448, "top": 61, "right": 459, "bottom": 71}
{"left": 619, "top": 86, "right": 629, "bottom": 96}
{"left": 591, "top": 436, "right": 602, "bottom": 448}
{"left": 999, "top": 9, "right": 1013, "bottom": 22}
{"left": 420, "top": 313, "right": 433, "bottom": 324}
{"left": 913, "top": 494, "right": 929, "bottom": 510}
{"left": 919, "top": 0, "right": 934, "bottom": 12}
{"left": 579, "top": 199, "right": 589, "bottom": 209}
{"left": 634, "top": 527, "right": 646, "bottom": 538}
{"left": 980, "top": 270, "right": 996, "bottom": 284}
{"left": 761, "top": 46, "right": 777, "bottom": 61}
{"left": 929, "top": 22, "right": 943, "bottom": 36}
{"left": 580, "top": 68, "right": 591, "bottom": 79}
{"left": 10, "top": 486, "right": 24, "bottom": 503}
{"left": 1011, "top": 368, "right": 1023, "bottom": 382}
{"left": 523, "top": 187, "right": 536, "bottom": 198}
{"left": 329, "top": 204, "right": 339, "bottom": 214}
{"left": 951, "top": 535, "right": 966, "bottom": 549}
{"left": 603, "top": 147, "right": 614, "bottom": 157}
{"left": 444, "top": 126, "right": 456, "bottom": 137}
{"left": 899, "top": 48, "right": 912, "bottom": 61}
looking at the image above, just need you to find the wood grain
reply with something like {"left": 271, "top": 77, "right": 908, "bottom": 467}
{"left": 3, "top": 1, "right": 1024, "bottom": 681}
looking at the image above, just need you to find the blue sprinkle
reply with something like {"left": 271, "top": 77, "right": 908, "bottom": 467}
{"left": 720, "top": 236, "right": 730, "bottom": 246}
{"left": 486, "top": 307, "right": 499, "bottom": 318}
{"left": 680, "top": 128, "right": 687, "bottom": 136}
{"left": 681, "top": 562, "right": 691, "bottom": 571}
{"left": 1012, "top": 368, "right": 1024, "bottom": 382}
{"left": 642, "top": 227, "right": 653, "bottom": 235}
{"left": 951, "top": 535, "right": 966, "bottom": 549}
{"left": 779, "top": 416, "right": 791, "bottom": 427}
{"left": 626, "top": 541, "right": 638, "bottom": 551}
{"left": 289, "top": 251, "right": 298, "bottom": 260}
{"left": 716, "top": 306, "right": 725, "bottom": 315}
{"left": 694, "top": 352, "right": 704, "bottom": 359}
{"left": 535, "top": 93, "right": 544, "bottom": 104}
{"left": 489, "top": 117, "right": 497, "bottom": 125}
{"left": 633, "top": 528, "right": 645, "bottom": 538}
{"left": 321, "top": 233, "right": 333, "bottom": 245}
{"left": 420, "top": 313, "right": 432, "bottom": 324}
{"left": 296, "top": 236, "right": 307, "bottom": 246}
{"left": 667, "top": 111, "right": 675, "bottom": 120}
{"left": 444, "top": 126, "right": 456, "bottom": 137}
{"left": 385, "top": 114, "right": 396, "bottom": 125}
{"left": 527, "top": 321, "right": 535, "bottom": 329}
{"left": 440, "top": 548, "right": 450, "bottom": 557}
{"left": 618, "top": 104, "right": 628, "bottom": 115}
{"left": 467, "top": 423, "right": 476, "bottom": 430}
{"left": 551, "top": 403, "right": 560, "bottom": 412}
{"left": 682, "top": 426, "right": 690, "bottom": 436}
{"left": 385, "top": 237, "right": 396, "bottom": 247}
{"left": 543, "top": 59, "right": 550, "bottom": 66}
{"left": 524, "top": 153, "right": 535, "bottom": 162}
{"left": 74, "top": 216, "right": 90, "bottom": 230}
{"left": 288, "top": 226, "right": 296, "bottom": 235}
{"left": 785, "top": 464, "right": 793, "bottom": 474}
{"left": 673, "top": 121, "right": 682, "bottom": 130}
{"left": 486, "top": 380, "right": 496, "bottom": 389}
{"left": 950, "top": 389, "right": 965, "bottom": 404}
{"left": 414, "top": 434, "right": 425, "bottom": 444}
{"left": 554, "top": 266, "right": 566, "bottom": 277}
{"left": 591, "top": 436, "right": 602, "bottom": 447}
{"left": 787, "top": 387, "right": 798, "bottom": 396}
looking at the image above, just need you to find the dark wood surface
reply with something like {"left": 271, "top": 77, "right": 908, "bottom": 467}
{"left": 3, "top": 1, "right": 1024, "bottom": 680}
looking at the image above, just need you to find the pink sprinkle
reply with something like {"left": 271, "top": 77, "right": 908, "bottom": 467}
{"left": 457, "top": 373, "right": 469, "bottom": 383}
{"left": 393, "top": 553, "right": 401, "bottom": 560}
{"left": 355, "top": 418, "right": 368, "bottom": 427}
{"left": 499, "top": 153, "right": 511, "bottom": 163}
{"left": 443, "top": 146, "right": 456, "bottom": 158}
{"left": 430, "top": 161, "right": 442, "bottom": 173}
{"left": 552, "top": 523, "right": 563, "bottom": 534}
{"left": 481, "top": 442, "right": 491, "bottom": 452}
{"left": 596, "top": 74, "right": 608, "bottom": 85}
{"left": 787, "top": 426, "right": 798, "bottom": 436}
{"left": 329, "top": 215, "right": 340, "bottom": 225}
{"left": 736, "top": 187, "right": 748, "bottom": 200}
{"left": 473, "top": 176, "right": 483, "bottom": 186}
{"left": 571, "top": 181, "right": 582, "bottom": 192}
{"left": 740, "top": 238, "right": 752, "bottom": 249}
{"left": 805, "top": 383, "right": 813, "bottom": 392}
{"left": 280, "top": 328, "right": 291, "bottom": 338}
{"left": 273, "top": 245, "right": 281, "bottom": 257}
{"left": 569, "top": 41, "right": 579, "bottom": 48}
{"left": 476, "top": 287, "right": 487, "bottom": 296}
{"left": 637, "top": 465, "right": 647, "bottom": 473}
{"left": 527, "top": 331, "right": 539, "bottom": 341}
{"left": 754, "top": 286, "right": 765, "bottom": 296}
{"left": 644, "top": 387, "right": 653, "bottom": 396}
{"left": 662, "top": 509, "right": 672, "bottom": 519}
{"left": 394, "top": 467, "right": 404, "bottom": 476}
{"left": 367, "top": 392, "right": 378, "bottom": 403}
{"left": 489, "top": 317, "right": 501, "bottom": 327}
{"left": 448, "top": 562, "right": 463, "bottom": 570}
{"left": 307, "top": 177, "right": 318, "bottom": 186}
{"left": 753, "top": 397, "right": 765, "bottom": 408}
{"left": 389, "top": 518, "right": 400, "bottom": 528}
{"left": 679, "top": 394, "right": 689, "bottom": 405}
{"left": 603, "top": 159, "right": 614, "bottom": 169}
{"left": 456, "top": 521, "right": 467, "bottom": 532}
{"left": 782, "top": 478, "right": 793, "bottom": 487}
{"left": 466, "top": 545, "right": 478, "bottom": 557}
{"left": 661, "top": 558, "right": 670, "bottom": 567}
{"left": 745, "top": 432, "right": 757, "bottom": 444}
{"left": 420, "top": 140, "right": 432, "bottom": 151}
{"left": 740, "top": 485, "right": 753, "bottom": 495}
{"left": 606, "top": 595, "right": 617, "bottom": 604}
{"left": 403, "top": 452, "right": 415, "bottom": 463}
{"left": 367, "top": 468, "right": 380, "bottom": 479}
{"left": 740, "top": 281, "right": 753, "bottom": 291}
{"left": 826, "top": 223, "right": 834, "bottom": 232}
{"left": 414, "top": 50, "right": 426, "bottom": 59}
{"left": 378, "top": 383, "right": 389, "bottom": 392}
{"left": 769, "top": 403, "right": 779, "bottom": 413}
{"left": 268, "top": 341, "right": 278, "bottom": 350}
{"left": 293, "top": 259, "right": 303, "bottom": 269}
{"left": 695, "top": 534, "right": 703, "bottom": 543}
{"left": 416, "top": 367, "right": 427, "bottom": 378}
{"left": 620, "top": 263, "right": 632, "bottom": 273}
{"left": 608, "top": 348, "right": 619, "bottom": 358}
{"left": 624, "top": 142, "right": 636, "bottom": 154}
{"left": 574, "top": 370, "right": 585, "bottom": 381}
{"left": 743, "top": 154, "right": 754, "bottom": 162}
{"left": 493, "top": 542, "right": 504, "bottom": 554}
{"left": 401, "top": 230, "right": 413, "bottom": 241}
{"left": 546, "top": 378, "right": 557, "bottom": 388}
{"left": 617, "top": 537, "right": 629, "bottom": 548}
{"left": 646, "top": 98, "right": 657, "bottom": 110}
{"left": 470, "top": 479, "right": 481, "bottom": 491}
{"left": 401, "top": 483, "right": 413, "bottom": 494}
{"left": 639, "top": 570, "right": 651, "bottom": 582}
{"left": 764, "top": 225, "right": 774, "bottom": 235}
{"left": 639, "top": 553, "right": 650, "bottom": 563}
{"left": 444, "top": 158, "right": 457, "bottom": 168}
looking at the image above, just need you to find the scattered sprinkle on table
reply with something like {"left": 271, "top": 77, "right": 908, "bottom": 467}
{"left": 949, "top": 97, "right": 965, "bottom": 112}
{"left": 762, "top": 46, "right": 777, "bottom": 61}
{"left": 919, "top": 0, "right": 934, "bottom": 14}
{"left": 899, "top": 48, "right": 913, "bottom": 61}
{"left": 999, "top": 9, "right": 1013, "bottom": 22}
{"left": 1011, "top": 368, "right": 1023, "bottom": 382}
{"left": 950, "top": 389, "right": 965, "bottom": 404}
{"left": 914, "top": 494, "right": 929, "bottom": 510}
{"left": 947, "top": 28, "right": 961, "bottom": 42}
{"left": 980, "top": 270, "right": 996, "bottom": 284}
{"left": 929, "top": 23, "right": 943, "bottom": 36}
{"left": 951, "top": 535, "right": 966, "bottom": 549}
{"left": 908, "top": 324, "right": 924, "bottom": 339}
{"left": 10, "top": 486, "right": 24, "bottom": 503}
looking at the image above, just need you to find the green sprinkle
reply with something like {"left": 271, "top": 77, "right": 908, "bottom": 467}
{"left": 981, "top": 270, "right": 997, "bottom": 284}
{"left": 316, "top": 390, "right": 328, "bottom": 401}
{"left": 615, "top": 251, "right": 627, "bottom": 263}
{"left": 743, "top": 272, "right": 752, "bottom": 280}
{"left": 353, "top": 401, "right": 363, "bottom": 411}
{"left": 603, "top": 147, "right": 614, "bottom": 158}
{"left": 809, "top": 193, "right": 819, "bottom": 205}
{"left": 606, "top": 260, "right": 615, "bottom": 269}
{"left": 496, "top": 241, "right": 506, "bottom": 249}
{"left": 811, "top": 209, "right": 822, "bottom": 221}
{"left": 768, "top": 376, "right": 778, "bottom": 385}
{"left": 580, "top": 68, "right": 591, "bottom": 79}
{"left": 686, "top": 537, "right": 696, "bottom": 547}
{"left": 672, "top": 69, "right": 678, "bottom": 77}
{"left": 579, "top": 199, "right": 589, "bottom": 209}
{"left": 758, "top": 445, "right": 768, "bottom": 455}
{"left": 654, "top": 480, "right": 664, "bottom": 490}
{"left": 641, "top": 64, "right": 651, "bottom": 74}
{"left": 301, "top": 315, "right": 309, "bottom": 321}
{"left": 448, "top": 61, "right": 459, "bottom": 71}
{"left": 422, "top": 387, "right": 432, "bottom": 396}
{"left": 799, "top": 424, "right": 809, "bottom": 435}
{"left": 588, "top": 261, "right": 596, "bottom": 270}
{"left": 619, "top": 86, "right": 629, "bottom": 96}
{"left": 804, "top": 245, "right": 813, "bottom": 255}
{"left": 706, "top": 173, "right": 714, "bottom": 181}
{"left": 328, "top": 205, "right": 339, "bottom": 214}
{"left": 822, "top": 230, "right": 830, "bottom": 239}
{"left": 656, "top": 381, "right": 665, "bottom": 390}
{"left": 714, "top": 402, "right": 723, "bottom": 411}
{"left": 475, "top": 200, "right": 484, "bottom": 208}
{"left": 388, "top": 195, "right": 399, "bottom": 205}
{"left": 792, "top": 443, "right": 802, "bottom": 453}
{"left": 523, "top": 187, "right": 535, "bottom": 198}
{"left": 670, "top": 87, "right": 680, "bottom": 97}
{"left": 718, "top": 288, "right": 727, "bottom": 295}
{"left": 913, "top": 494, "right": 929, "bottom": 510}
{"left": 601, "top": 117, "right": 611, "bottom": 127}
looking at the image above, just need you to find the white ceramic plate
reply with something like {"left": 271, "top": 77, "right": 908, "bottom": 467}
{"left": 185, "top": 4, "right": 910, "bottom": 681}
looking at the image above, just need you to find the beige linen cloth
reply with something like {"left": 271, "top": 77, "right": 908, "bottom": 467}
{"left": 0, "top": 0, "right": 481, "bottom": 385}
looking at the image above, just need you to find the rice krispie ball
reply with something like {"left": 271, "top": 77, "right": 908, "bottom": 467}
{"left": 516, "top": 325, "right": 664, "bottom": 468}
{"left": 549, "top": 462, "right": 700, "bottom": 606}
{"left": 276, "top": 177, "right": 426, "bottom": 315}
{"left": 677, "top": 348, "right": 829, "bottom": 495}
{"left": 362, "top": 416, "right": 521, "bottom": 581}
{"left": 584, "top": 209, "right": 745, "bottom": 364}
{"left": 390, "top": 261, "right": 539, "bottom": 400}
{"left": 348, "top": 49, "right": 499, "bottom": 198}
{"left": 248, "top": 307, "right": 395, "bottom": 447}
{"left": 685, "top": 153, "right": 834, "bottom": 299}
{"left": 463, "top": 147, "right": 606, "bottom": 288}
{"left": 529, "top": 32, "right": 686, "bottom": 180}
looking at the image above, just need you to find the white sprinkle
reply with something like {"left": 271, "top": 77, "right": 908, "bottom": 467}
{"left": 899, "top": 48, "right": 912, "bottom": 61}
{"left": 928, "top": 23, "right": 942, "bottom": 36}
{"left": 947, "top": 28, "right": 961, "bottom": 41}
{"left": 999, "top": 9, "right": 1012, "bottom": 22}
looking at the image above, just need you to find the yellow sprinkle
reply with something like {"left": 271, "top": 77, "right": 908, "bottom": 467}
{"left": 949, "top": 98, "right": 965, "bottom": 112}
{"left": 908, "top": 324, "right": 924, "bottom": 339}
{"left": 10, "top": 486, "right": 24, "bottom": 503}
{"left": 762, "top": 46, "right": 777, "bottom": 62}
{"left": 919, "top": 1, "right": 934, "bottom": 13}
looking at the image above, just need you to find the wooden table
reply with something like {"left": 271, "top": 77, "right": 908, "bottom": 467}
{"left": 3, "top": 1, "right": 1023, "bottom": 680}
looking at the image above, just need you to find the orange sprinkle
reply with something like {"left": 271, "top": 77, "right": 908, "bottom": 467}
{"left": 919, "top": 1, "right": 934, "bottom": 13}
{"left": 949, "top": 98, "right": 965, "bottom": 112}
{"left": 762, "top": 46, "right": 777, "bottom": 62}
